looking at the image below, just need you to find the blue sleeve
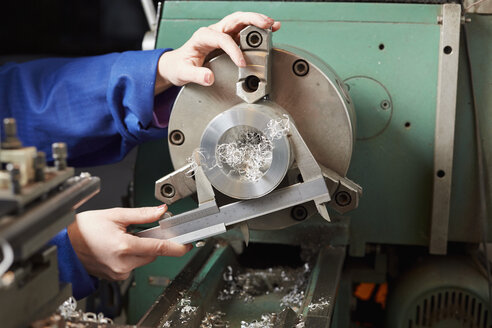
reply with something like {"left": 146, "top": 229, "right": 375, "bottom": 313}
{"left": 48, "top": 229, "right": 98, "bottom": 300}
{"left": 0, "top": 49, "right": 169, "bottom": 167}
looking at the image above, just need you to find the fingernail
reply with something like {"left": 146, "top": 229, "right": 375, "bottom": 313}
{"left": 157, "top": 204, "right": 167, "bottom": 211}
{"left": 239, "top": 58, "right": 246, "bottom": 67}
{"left": 205, "top": 73, "right": 212, "bottom": 85}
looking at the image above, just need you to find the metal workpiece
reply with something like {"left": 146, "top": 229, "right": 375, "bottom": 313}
{"left": 200, "top": 103, "right": 291, "bottom": 199}
{"left": 236, "top": 26, "right": 272, "bottom": 104}
{"left": 52, "top": 142, "right": 67, "bottom": 171}
{"left": 429, "top": 4, "right": 462, "bottom": 255}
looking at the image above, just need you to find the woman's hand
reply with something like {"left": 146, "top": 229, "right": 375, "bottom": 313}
{"left": 67, "top": 205, "right": 191, "bottom": 281}
{"left": 155, "top": 11, "right": 281, "bottom": 93}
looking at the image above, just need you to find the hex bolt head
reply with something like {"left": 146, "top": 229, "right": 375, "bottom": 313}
{"left": 1, "top": 118, "right": 22, "bottom": 149}
{"left": 52, "top": 142, "right": 67, "bottom": 171}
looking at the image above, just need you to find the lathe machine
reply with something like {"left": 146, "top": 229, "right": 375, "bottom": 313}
{"left": 1, "top": 0, "right": 491, "bottom": 327}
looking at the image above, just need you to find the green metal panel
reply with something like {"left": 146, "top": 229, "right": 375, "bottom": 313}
{"left": 129, "top": 1, "right": 492, "bottom": 322}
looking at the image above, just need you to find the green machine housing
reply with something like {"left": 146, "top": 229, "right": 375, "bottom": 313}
{"left": 129, "top": 1, "right": 492, "bottom": 327}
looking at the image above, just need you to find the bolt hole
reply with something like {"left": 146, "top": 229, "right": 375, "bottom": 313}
{"left": 170, "top": 130, "right": 185, "bottom": 145}
{"left": 404, "top": 122, "right": 411, "bottom": 129}
{"left": 379, "top": 43, "right": 385, "bottom": 50}
{"left": 246, "top": 31, "right": 262, "bottom": 48}
{"left": 380, "top": 100, "right": 390, "bottom": 110}
{"left": 293, "top": 59, "right": 309, "bottom": 77}
{"left": 443, "top": 46, "right": 452, "bottom": 55}
{"left": 437, "top": 170, "right": 445, "bottom": 178}
{"left": 243, "top": 75, "right": 260, "bottom": 93}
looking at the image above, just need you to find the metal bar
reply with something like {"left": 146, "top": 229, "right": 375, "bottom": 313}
{"left": 429, "top": 4, "right": 461, "bottom": 255}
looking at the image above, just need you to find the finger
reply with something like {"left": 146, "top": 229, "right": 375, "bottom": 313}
{"left": 113, "top": 205, "right": 167, "bottom": 225}
{"left": 125, "top": 235, "right": 193, "bottom": 257}
{"left": 271, "top": 21, "right": 281, "bottom": 32}
{"left": 211, "top": 12, "right": 276, "bottom": 35}
{"left": 178, "top": 65, "right": 215, "bottom": 86}
{"left": 193, "top": 28, "right": 245, "bottom": 67}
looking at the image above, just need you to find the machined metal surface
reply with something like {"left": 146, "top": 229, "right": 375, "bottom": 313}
{"left": 429, "top": 4, "right": 461, "bottom": 255}
{"left": 200, "top": 104, "right": 291, "bottom": 199}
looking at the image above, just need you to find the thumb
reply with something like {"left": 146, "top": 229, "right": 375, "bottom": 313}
{"left": 126, "top": 235, "right": 192, "bottom": 257}
{"left": 179, "top": 65, "right": 215, "bottom": 86}
{"left": 114, "top": 205, "right": 167, "bottom": 225}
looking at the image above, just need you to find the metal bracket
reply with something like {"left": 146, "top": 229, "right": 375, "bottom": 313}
{"left": 429, "top": 4, "right": 461, "bottom": 255}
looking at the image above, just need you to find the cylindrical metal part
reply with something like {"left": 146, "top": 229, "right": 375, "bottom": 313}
{"left": 52, "top": 142, "right": 67, "bottom": 171}
{"left": 1, "top": 118, "right": 22, "bottom": 149}
{"left": 6, "top": 163, "right": 21, "bottom": 195}
{"left": 200, "top": 103, "right": 291, "bottom": 199}
{"left": 33, "top": 151, "right": 46, "bottom": 182}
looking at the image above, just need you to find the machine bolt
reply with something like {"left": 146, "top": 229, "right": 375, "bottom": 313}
{"left": 161, "top": 184, "right": 176, "bottom": 198}
{"left": 246, "top": 31, "right": 262, "bottom": 48}
{"left": 1, "top": 118, "right": 22, "bottom": 149}
{"left": 244, "top": 75, "right": 260, "bottom": 93}
{"left": 380, "top": 100, "right": 391, "bottom": 110}
{"left": 335, "top": 191, "right": 352, "bottom": 207}
{"left": 293, "top": 59, "right": 309, "bottom": 77}
{"left": 33, "top": 151, "right": 46, "bottom": 182}
{"left": 169, "top": 130, "right": 185, "bottom": 146}
{"left": 291, "top": 205, "right": 308, "bottom": 221}
{"left": 7, "top": 163, "right": 21, "bottom": 195}
{"left": 52, "top": 142, "right": 67, "bottom": 171}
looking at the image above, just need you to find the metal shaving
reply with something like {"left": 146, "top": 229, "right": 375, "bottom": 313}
{"left": 240, "top": 313, "right": 277, "bottom": 328}
{"left": 214, "top": 115, "right": 290, "bottom": 182}
{"left": 308, "top": 297, "right": 331, "bottom": 311}
{"left": 58, "top": 296, "right": 113, "bottom": 324}
{"left": 218, "top": 262, "right": 310, "bottom": 309}
{"left": 179, "top": 298, "right": 198, "bottom": 320}
{"left": 200, "top": 311, "right": 230, "bottom": 328}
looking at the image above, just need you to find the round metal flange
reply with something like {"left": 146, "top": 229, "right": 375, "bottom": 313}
{"left": 168, "top": 46, "right": 355, "bottom": 178}
{"left": 200, "top": 104, "right": 291, "bottom": 199}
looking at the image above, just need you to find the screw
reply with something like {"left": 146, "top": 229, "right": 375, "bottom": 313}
{"left": 335, "top": 191, "right": 352, "bottom": 207}
{"left": 52, "top": 142, "right": 67, "bottom": 171}
{"left": 7, "top": 163, "right": 21, "bottom": 195}
{"left": 246, "top": 31, "right": 262, "bottom": 48}
{"left": 291, "top": 205, "right": 308, "bottom": 221}
{"left": 380, "top": 100, "right": 391, "bottom": 110}
{"left": 161, "top": 184, "right": 175, "bottom": 198}
{"left": 33, "top": 151, "right": 46, "bottom": 182}
{"left": 1, "top": 118, "right": 22, "bottom": 149}
{"left": 293, "top": 59, "right": 309, "bottom": 77}
{"left": 169, "top": 130, "right": 185, "bottom": 146}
